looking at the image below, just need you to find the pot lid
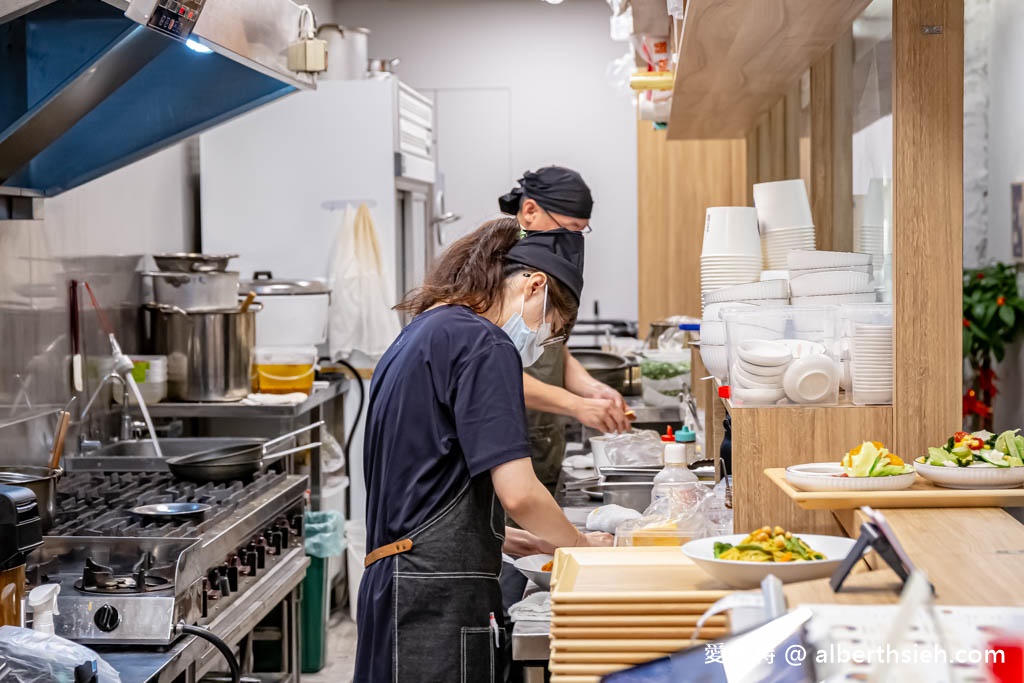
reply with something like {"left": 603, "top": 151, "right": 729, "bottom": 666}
{"left": 244, "top": 271, "right": 330, "bottom": 296}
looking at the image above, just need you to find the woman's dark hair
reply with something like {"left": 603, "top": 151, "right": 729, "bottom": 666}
{"left": 396, "top": 217, "right": 578, "bottom": 331}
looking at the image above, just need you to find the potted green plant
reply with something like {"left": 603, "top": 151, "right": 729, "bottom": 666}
{"left": 962, "top": 263, "right": 1024, "bottom": 430}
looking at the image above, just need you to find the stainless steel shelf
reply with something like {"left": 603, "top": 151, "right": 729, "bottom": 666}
{"left": 128, "top": 380, "right": 350, "bottom": 419}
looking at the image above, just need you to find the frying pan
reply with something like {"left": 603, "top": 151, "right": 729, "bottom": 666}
{"left": 131, "top": 502, "right": 212, "bottom": 520}
{"left": 166, "top": 422, "right": 324, "bottom": 482}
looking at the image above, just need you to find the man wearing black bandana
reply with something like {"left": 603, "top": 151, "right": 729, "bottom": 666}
{"left": 498, "top": 166, "right": 631, "bottom": 492}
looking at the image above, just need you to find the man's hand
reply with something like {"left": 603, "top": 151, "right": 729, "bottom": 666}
{"left": 572, "top": 397, "right": 630, "bottom": 434}
{"left": 586, "top": 381, "right": 629, "bottom": 415}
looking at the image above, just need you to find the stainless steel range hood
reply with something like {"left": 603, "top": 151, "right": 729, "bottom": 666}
{"left": 0, "top": 0, "right": 314, "bottom": 196}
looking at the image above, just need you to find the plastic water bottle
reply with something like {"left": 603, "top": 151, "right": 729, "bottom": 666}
{"left": 651, "top": 429, "right": 699, "bottom": 504}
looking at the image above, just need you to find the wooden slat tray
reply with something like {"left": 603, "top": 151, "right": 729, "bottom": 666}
{"left": 551, "top": 547, "right": 730, "bottom": 594}
{"left": 552, "top": 614, "right": 724, "bottom": 627}
{"left": 552, "top": 625, "right": 728, "bottom": 640}
{"left": 765, "top": 467, "right": 1024, "bottom": 509}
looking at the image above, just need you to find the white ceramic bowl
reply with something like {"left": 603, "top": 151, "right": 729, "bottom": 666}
{"left": 851, "top": 388, "right": 893, "bottom": 404}
{"left": 513, "top": 554, "right": 554, "bottom": 590}
{"left": 787, "top": 250, "right": 873, "bottom": 270}
{"left": 736, "top": 356, "right": 789, "bottom": 379}
{"left": 784, "top": 463, "right": 916, "bottom": 492}
{"left": 736, "top": 340, "right": 793, "bottom": 367}
{"left": 702, "top": 207, "right": 762, "bottom": 257}
{"left": 682, "top": 534, "right": 858, "bottom": 589}
{"left": 590, "top": 436, "right": 610, "bottom": 470}
{"left": 792, "top": 293, "right": 878, "bottom": 306}
{"left": 731, "top": 385, "right": 787, "bottom": 404}
{"left": 912, "top": 461, "right": 1024, "bottom": 489}
{"left": 700, "top": 320, "right": 727, "bottom": 346}
{"left": 699, "top": 344, "right": 728, "bottom": 379}
{"left": 703, "top": 279, "right": 790, "bottom": 304}
{"left": 731, "top": 363, "right": 784, "bottom": 390}
{"left": 789, "top": 271, "right": 873, "bottom": 297}
{"left": 753, "top": 179, "right": 814, "bottom": 231}
{"left": 783, "top": 354, "right": 838, "bottom": 404}
{"left": 703, "top": 302, "right": 758, "bottom": 320}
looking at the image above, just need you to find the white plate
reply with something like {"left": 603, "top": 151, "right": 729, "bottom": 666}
{"left": 736, "top": 340, "right": 793, "bottom": 367}
{"left": 681, "top": 534, "right": 859, "bottom": 589}
{"left": 913, "top": 461, "right": 1024, "bottom": 489}
{"left": 783, "top": 354, "right": 838, "bottom": 404}
{"left": 513, "top": 554, "right": 554, "bottom": 590}
{"left": 731, "top": 385, "right": 787, "bottom": 404}
{"left": 778, "top": 339, "right": 828, "bottom": 358}
{"left": 790, "top": 265, "right": 873, "bottom": 277}
{"left": 851, "top": 389, "right": 893, "bottom": 404}
{"left": 787, "top": 250, "right": 873, "bottom": 269}
{"left": 792, "top": 293, "right": 878, "bottom": 305}
{"left": 784, "top": 463, "right": 916, "bottom": 492}
{"left": 789, "top": 271, "right": 873, "bottom": 297}
{"left": 735, "top": 356, "right": 789, "bottom": 379}
{"left": 703, "top": 280, "right": 790, "bottom": 304}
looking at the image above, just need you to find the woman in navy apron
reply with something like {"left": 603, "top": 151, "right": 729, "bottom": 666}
{"left": 354, "top": 219, "right": 608, "bottom": 683}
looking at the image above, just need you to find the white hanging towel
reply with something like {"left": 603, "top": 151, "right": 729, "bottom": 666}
{"left": 327, "top": 203, "right": 402, "bottom": 362}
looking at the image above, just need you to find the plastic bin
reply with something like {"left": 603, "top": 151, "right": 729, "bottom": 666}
{"left": 253, "top": 346, "right": 317, "bottom": 395}
{"left": 301, "top": 510, "right": 344, "bottom": 674}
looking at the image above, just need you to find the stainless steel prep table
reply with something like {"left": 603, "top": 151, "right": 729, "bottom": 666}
{"left": 129, "top": 379, "right": 350, "bottom": 511}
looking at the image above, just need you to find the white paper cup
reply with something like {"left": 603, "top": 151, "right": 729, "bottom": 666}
{"left": 702, "top": 207, "right": 761, "bottom": 257}
{"left": 753, "top": 179, "right": 813, "bottom": 232}
{"left": 862, "top": 177, "right": 892, "bottom": 227}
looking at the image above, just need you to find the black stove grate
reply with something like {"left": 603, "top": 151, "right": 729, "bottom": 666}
{"left": 48, "top": 470, "right": 286, "bottom": 538}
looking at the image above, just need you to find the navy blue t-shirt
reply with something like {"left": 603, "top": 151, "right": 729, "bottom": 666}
{"left": 362, "top": 304, "right": 531, "bottom": 552}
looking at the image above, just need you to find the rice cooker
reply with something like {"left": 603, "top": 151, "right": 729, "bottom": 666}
{"left": 243, "top": 271, "right": 331, "bottom": 347}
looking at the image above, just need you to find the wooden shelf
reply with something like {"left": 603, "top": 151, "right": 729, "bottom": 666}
{"left": 667, "top": 0, "right": 872, "bottom": 139}
{"left": 765, "top": 467, "right": 1024, "bottom": 510}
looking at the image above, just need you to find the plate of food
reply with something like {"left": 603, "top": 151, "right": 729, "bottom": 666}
{"left": 914, "top": 430, "right": 1024, "bottom": 489}
{"left": 681, "top": 526, "right": 856, "bottom": 588}
{"left": 784, "top": 441, "right": 916, "bottom": 492}
{"left": 513, "top": 554, "right": 554, "bottom": 590}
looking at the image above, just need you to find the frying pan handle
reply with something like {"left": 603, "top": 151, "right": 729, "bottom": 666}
{"left": 262, "top": 420, "right": 325, "bottom": 453}
{"left": 263, "top": 442, "right": 322, "bottom": 464}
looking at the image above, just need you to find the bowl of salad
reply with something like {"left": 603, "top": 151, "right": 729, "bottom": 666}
{"left": 784, "top": 441, "right": 916, "bottom": 492}
{"left": 914, "top": 430, "right": 1024, "bottom": 489}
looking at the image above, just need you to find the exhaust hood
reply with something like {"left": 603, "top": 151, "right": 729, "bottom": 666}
{"left": 0, "top": 0, "right": 315, "bottom": 196}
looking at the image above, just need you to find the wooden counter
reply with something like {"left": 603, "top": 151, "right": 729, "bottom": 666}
{"left": 783, "top": 507, "right": 1024, "bottom": 608}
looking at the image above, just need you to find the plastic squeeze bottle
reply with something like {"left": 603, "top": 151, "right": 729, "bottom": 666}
{"left": 651, "top": 428, "right": 699, "bottom": 503}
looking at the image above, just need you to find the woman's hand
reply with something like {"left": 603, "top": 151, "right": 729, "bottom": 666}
{"left": 572, "top": 396, "right": 631, "bottom": 434}
{"left": 587, "top": 381, "right": 629, "bottom": 415}
{"left": 503, "top": 527, "right": 557, "bottom": 558}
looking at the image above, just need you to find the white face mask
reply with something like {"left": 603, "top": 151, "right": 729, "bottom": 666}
{"left": 502, "top": 284, "right": 550, "bottom": 367}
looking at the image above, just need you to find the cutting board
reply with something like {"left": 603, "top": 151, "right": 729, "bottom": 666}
{"left": 553, "top": 614, "right": 725, "bottom": 627}
{"left": 765, "top": 467, "right": 1024, "bottom": 509}
{"left": 552, "top": 547, "right": 730, "bottom": 594}
{"left": 551, "top": 625, "right": 729, "bottom": 639}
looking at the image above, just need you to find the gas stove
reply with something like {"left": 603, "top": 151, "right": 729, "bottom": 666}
{"left": 27, "top": 469, "right": 308, "bottom": 645}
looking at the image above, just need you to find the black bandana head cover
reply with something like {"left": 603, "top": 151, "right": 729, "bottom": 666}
{"left": 498, "top": 166, "right": 593, "bottom": 220}
{"left": 504, "top": 228, "right": 585, "bottom": 304}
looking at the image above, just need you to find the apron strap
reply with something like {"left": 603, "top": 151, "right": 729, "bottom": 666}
{"left": 364, "top": 538, "right": 414, "bottom": 568}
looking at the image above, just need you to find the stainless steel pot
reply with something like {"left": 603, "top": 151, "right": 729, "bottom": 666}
{"left": 145, "top": 304, "right": 257, "bottom": 402}
{"left": 570, "top": 350, "right": 642, "bottom": 396}
{"left": 147, "top": 271, "right": 240, "bottom": 311}
{"left": 153, "top": 253, "right": 238, "bottom": 273}
{"left": 317, "top": 24, "right": 369, "bottom": 80}
{"left": 0, "top": 466, "right": 61, "bottom": 531}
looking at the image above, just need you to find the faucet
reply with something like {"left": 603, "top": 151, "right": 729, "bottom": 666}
{"left": 78, "top": 339, "right": 145, "bottom": 450}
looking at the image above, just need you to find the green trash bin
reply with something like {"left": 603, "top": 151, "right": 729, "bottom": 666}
{"left": 302, "top": 510, "right": 345, "bottom": 673}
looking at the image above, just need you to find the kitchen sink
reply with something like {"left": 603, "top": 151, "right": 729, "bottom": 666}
{"left": 66, "top": 437, "right": 265, "bottom": 472}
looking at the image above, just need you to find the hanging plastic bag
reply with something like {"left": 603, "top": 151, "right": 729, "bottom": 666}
{"left": 305, "top": 510, "right": 345, "bottom": 558}
{"left": 327, "top": 203, "right": 402, "bottom": 362}
{"left": 0, "top": 626, "right": 121, "bottom": 682}
{"left": 602, "top": 429, "right": 664, "bottom": 467}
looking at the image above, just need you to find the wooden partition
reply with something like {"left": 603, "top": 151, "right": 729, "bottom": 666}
{"left": 639, "top": 0, "right": 964, "bottom": 532}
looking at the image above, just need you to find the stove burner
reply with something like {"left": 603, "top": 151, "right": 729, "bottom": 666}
{"left": 74, "top": 554, "right": 174, "bottom": 594}
{"left": 25, "top": 556, "right": 61, "bottom": 586}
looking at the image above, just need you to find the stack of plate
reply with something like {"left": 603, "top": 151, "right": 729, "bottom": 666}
{"left": 788, "top": 250, "right": 877, "bottom": 305}
{"left": 548, "top": 548, "right": 732, "bottom": 683}
{"left": 754, "top": 180, "right": 817, "bottom": 269}
{"left": 850, "top": 322, "right": 893, "bottom": 404}
{"left": 701, "top": 207, "right": 762, "bottom": 302}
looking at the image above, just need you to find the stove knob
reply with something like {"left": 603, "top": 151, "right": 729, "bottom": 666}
{"left": 217, "top": 574, "right": 231, "bottom": 598}
{"left": 276, "top": 520, "right": 290, "bottom": 547}
{"left": 201, "top": 578, "right": 210, "bottom": 618}
{"left": 253, "top": 538, "right": 267, "bottom": 568}
{"left": 289, "top": 513, "right": 304, "bottom": 536}
{"left": 94, "top": 604, "right": 120, "bottom": 633}
{"left": 268, "top": 530, "right": 284, "bottom": 554}
{"left": 225, "top": 563, "right": 239, "bottom": 592}
{"left": 241, "top": 547, "right": 258, "bottom": 575}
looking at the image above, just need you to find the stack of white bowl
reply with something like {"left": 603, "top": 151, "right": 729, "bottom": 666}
{"left": 850, "top": 322, "right": 893, "bottom": 404}
{"left": 701, "top": 207, "right": 762, "bottom": 301}
{"left": 787, "top": 250, "right": 877, "bottom": 305}
{"left": 700, "top": 279, "right": 788, "bottom": 381}
{"left": 730, "top": 339, "right": 838, "bottom": 406}
{"left": 754, "top": 180, "right": 816, "bottom": 270}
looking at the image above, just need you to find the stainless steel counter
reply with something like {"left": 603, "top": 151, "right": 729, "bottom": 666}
{"left": 100, "top": 546, "right": 310, "bottom": 683}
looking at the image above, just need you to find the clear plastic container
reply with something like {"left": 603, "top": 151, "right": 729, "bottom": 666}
{"left": 838, "top": 303, "right": 893, "bottom": 405}
{"left": 722, "top": 306, "right": 840, "bottom": 407}
{"left": 640, "top": 349, "right": 691, "bottom": 407}
{"left": 253, "top": 346, "right": 317, "bottom": 395}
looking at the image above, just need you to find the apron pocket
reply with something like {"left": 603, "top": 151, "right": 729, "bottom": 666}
{"left": 460, "top": 626, "right": 496, "bottom": 683}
